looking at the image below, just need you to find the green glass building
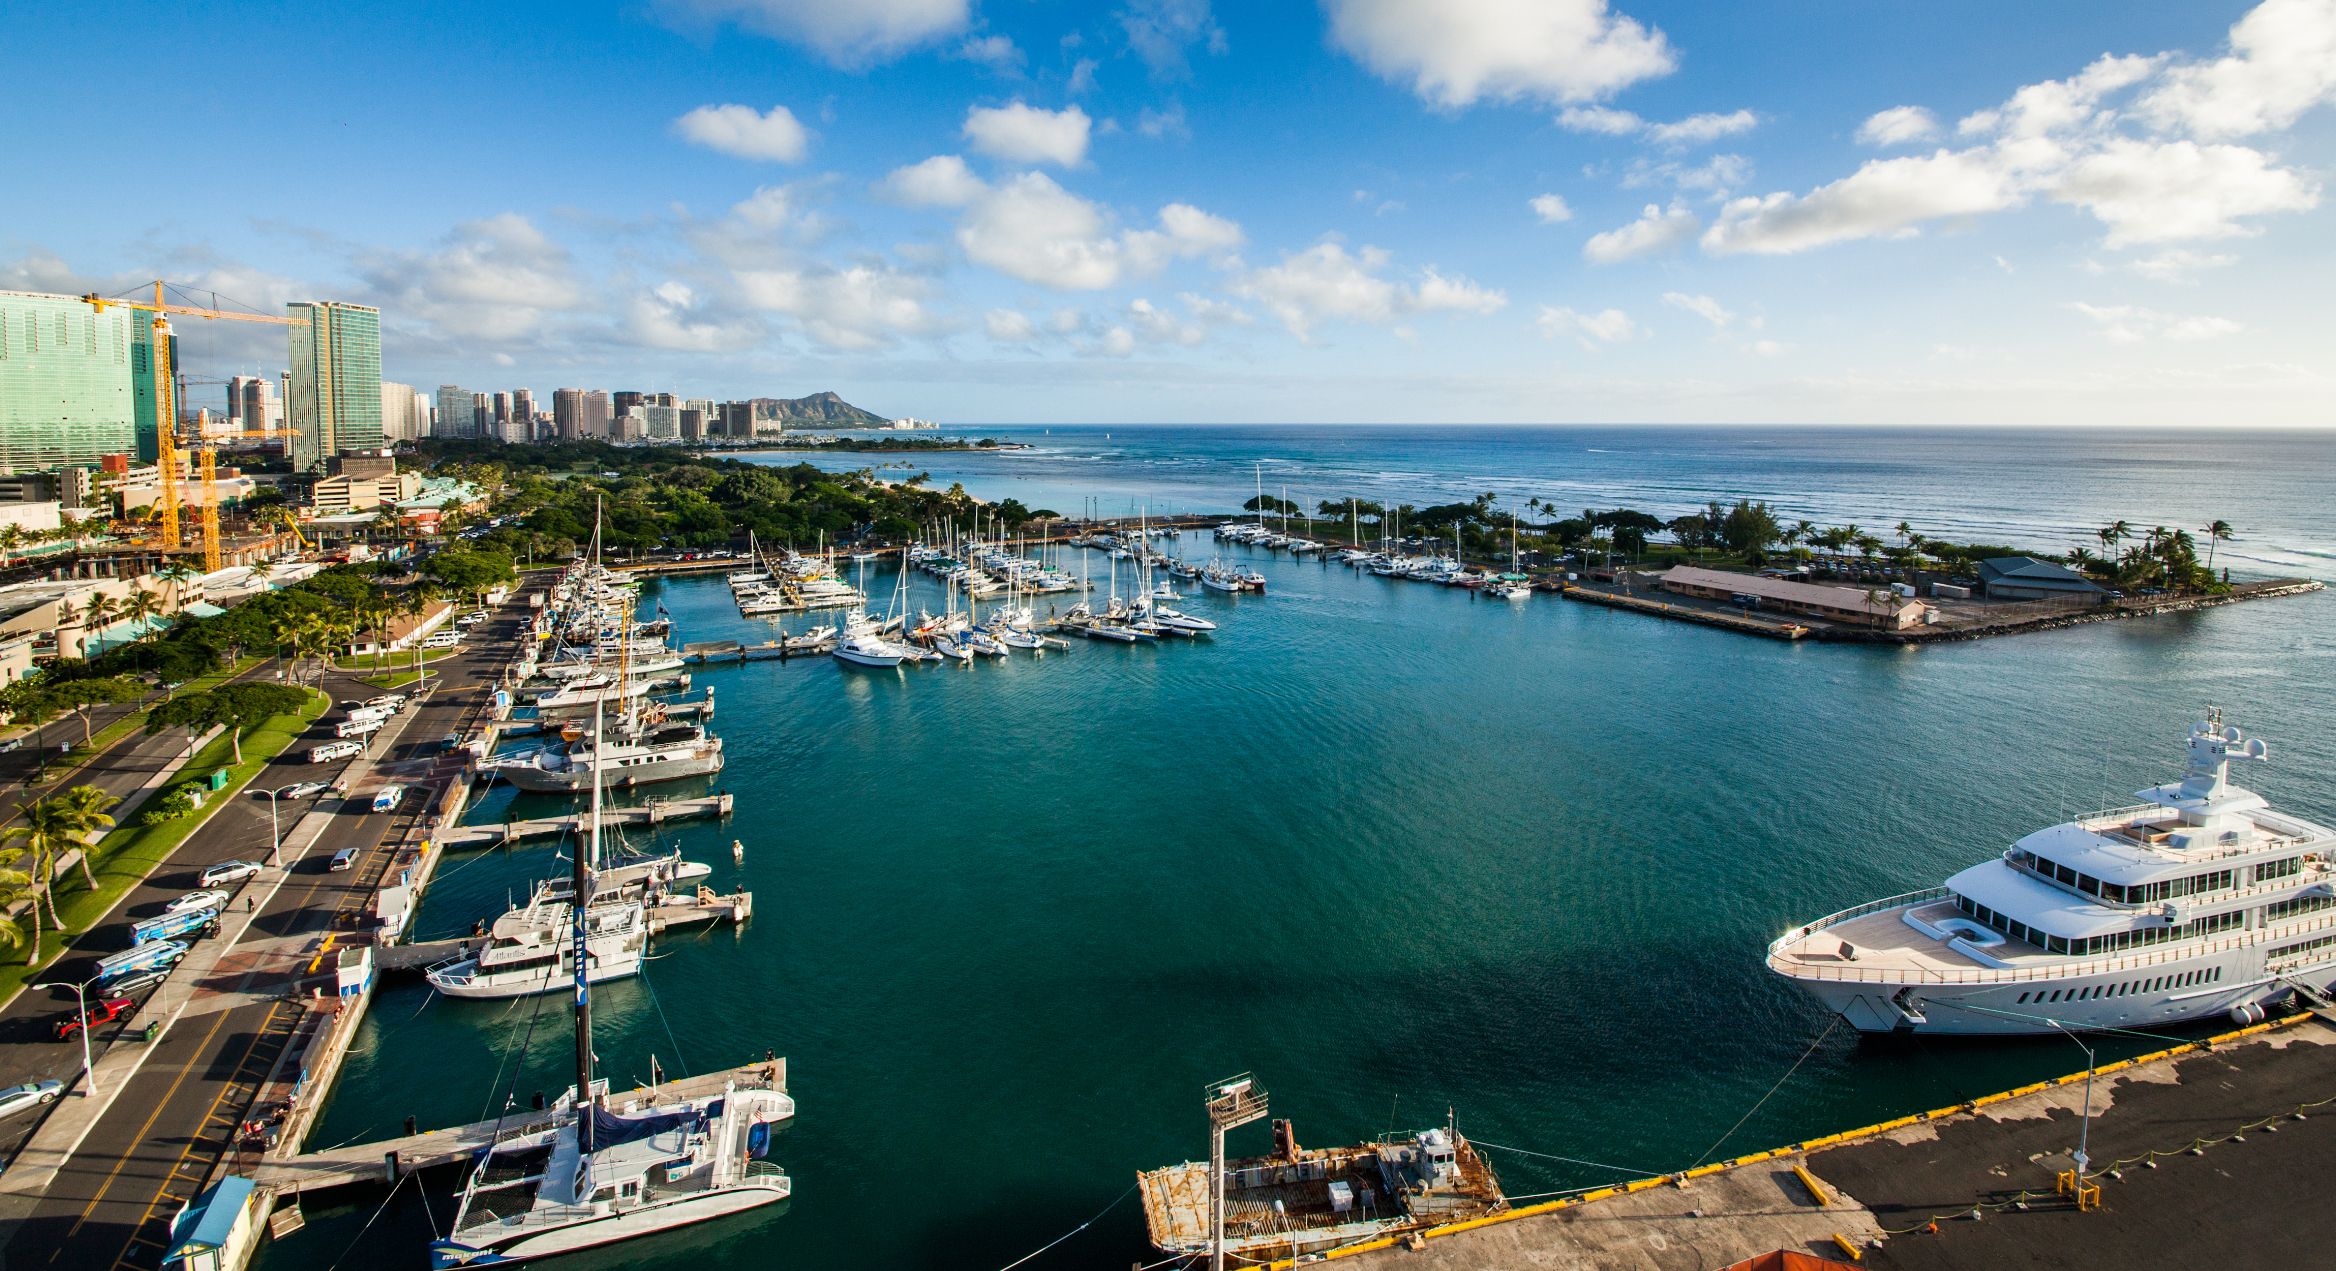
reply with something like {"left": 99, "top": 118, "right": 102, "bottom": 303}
{"left": 0, "top": 289, "right": 142, "bottom": 470}
{"left": 286, "top": 300, "right": 383, "bottom": 472}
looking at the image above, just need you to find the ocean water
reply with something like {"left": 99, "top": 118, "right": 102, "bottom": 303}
{"left": 265, "top": 426, "right": 2336, "bottom": 1271}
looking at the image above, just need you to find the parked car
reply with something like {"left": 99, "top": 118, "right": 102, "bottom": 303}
{"left": 371, "top": 785, "right": 407, "bottom": 813}
{"left": 279, "top": 780, "right": 333, "bottom": 799}
{"left": 364, "top": 694, "right": 409, "bottom": 711}
{"left": 101, "top": 967, "right": 171, "bottom": 996}
{"left": 199, "top": 860, "right": 263, "bottom": 887}
{"left": 95, "top": 940, "right": 188, "bottom": 984}
{"left": 308, "top": 741, "right": 363, "bottom": 764}
{"left": 164, "top": 889, "right": 230, "bottom": 915}
{"left": 421, "top": 632, "right": 459, "bottom": 650}
{"left": 334, "top": 716, "right": 385, "bottom": 739}
{"left": 0, "top": 737, "right": 22, "bottom": 754}
{"left": 52, "top": 996, "right": 137, "bottom": 1041}
{"left": 132, "top": 905, "right": 222, "bottom": 945}
{"left": 329, "top": 846, "right": 361, "bottom": 872}
{"left": 0, "top": 1081, "right": 63, "bottom": 1120}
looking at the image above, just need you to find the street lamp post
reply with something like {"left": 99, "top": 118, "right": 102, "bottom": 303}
{"left": 257, "top": 783, "right": 305, "bottom": 867}
{"left": 2043, "top": 1016, "right": 2098, "bottom": 1175}
{"left": 30, "top": 974, "right": 104, "bottom": 1097}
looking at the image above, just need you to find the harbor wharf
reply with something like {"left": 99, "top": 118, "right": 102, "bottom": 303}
{"left": 1558, "top": 574, "right": 2321, "bottom": 646}
{"left": 1282, "top": 1012, "right": 2336, "bottom": 1270}
{"left": 433, "top": 792, "right": 733, "bottom": 849}
{"left": 246, "top": 1058, "right": 787, "bottom": 1197}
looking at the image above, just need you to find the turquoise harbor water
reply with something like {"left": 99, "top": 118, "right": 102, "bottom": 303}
{"left": 266, "top": 427, "right": 2336, "bottom": 1271}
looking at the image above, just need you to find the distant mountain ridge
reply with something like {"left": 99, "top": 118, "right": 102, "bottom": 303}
{"left": 750, "top": 391, "right": 887, "bottom": 427}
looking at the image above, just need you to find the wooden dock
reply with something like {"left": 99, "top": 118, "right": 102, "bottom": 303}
{"left": 438, "top": 793, "right": 733, "bottom": 849}
{"left": 376, "top": 887, "right": 752, "bottom": 973}
{"left": 250, "top": 1058, "right": 787, "bottom": 1196}
{"left": 1559, "top": 583, "right": 1812, "bottom": 639}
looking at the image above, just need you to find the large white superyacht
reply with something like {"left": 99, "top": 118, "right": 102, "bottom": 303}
{"left": 1770, "top": 711, "right": 2336, "bottom": 1035}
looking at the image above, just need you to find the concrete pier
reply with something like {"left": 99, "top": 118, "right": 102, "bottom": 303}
{"left": 436, "top": 792, "right": 733, "bottom": 849}
{"left": 1285, "top": 1013, "right": 2335, "bottom": 1270}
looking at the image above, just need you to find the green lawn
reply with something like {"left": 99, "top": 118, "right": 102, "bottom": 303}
{"left": 358, "top": 668, "right": 438, "bottom": 690}
{"left": 0, "top": 686, "right": 329, "bottom": 1008}
{"left": 15, "top": 657, "right": 266, "bottom": 786}
{"left": 331, "top": 645, "right": 462, "bottom": 675}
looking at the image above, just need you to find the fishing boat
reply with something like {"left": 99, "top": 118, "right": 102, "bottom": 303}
{"left": 1770, "top": 710, "right": 2336, "bottom": 1035}
{"left": 1139, "top": 1102, "right": 1504, "bottom": 1262}
{"left": 429, "top": 707, "right": 793, "bottom": 1267}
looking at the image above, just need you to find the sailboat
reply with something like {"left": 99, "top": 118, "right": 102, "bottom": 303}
{"left": 429, "top": 706, "right": 795, "bottom": 1267}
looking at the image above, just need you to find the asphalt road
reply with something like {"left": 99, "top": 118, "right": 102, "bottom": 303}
{"left": 0, "top": 597, "right": 531, "bottom": 1271}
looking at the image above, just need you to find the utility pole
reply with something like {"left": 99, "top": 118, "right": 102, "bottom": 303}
{"left": 1204, "top": 1074, "right": 1269, "bottom": 1271}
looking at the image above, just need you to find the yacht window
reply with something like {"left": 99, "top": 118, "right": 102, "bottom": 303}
{"left": 2017, "top": 992, "right": 2030, "bottom": 1005}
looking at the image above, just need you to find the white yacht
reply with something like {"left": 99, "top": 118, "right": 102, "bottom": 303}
{"left": 430, "top": 723, "right": 792, "bottom": 1266}
{"left": 1770, "top": 711, "right": 2336, "bottom": 1035}
{"left": 424, "top": 886, "right": 647, "bottom": 1001}
{"left": 485, "top": 723, "right": 724, "bottom": 794}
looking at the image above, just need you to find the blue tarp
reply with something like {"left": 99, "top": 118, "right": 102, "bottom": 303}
{"left": 164, "top": 1175, "right": 254, "bottom": 1263}
{"left": 589, "top": 1101, "right": 713, "bottom": 1148}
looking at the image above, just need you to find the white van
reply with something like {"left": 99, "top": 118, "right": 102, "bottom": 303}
{"left": 333, "top": 716, "right": 384, "bottom": 739}
{"left": 422, "top": 631, "right": 460, "bottom": 649}
{"left": 309, "top": 740, "right": 363, "bottom": 763}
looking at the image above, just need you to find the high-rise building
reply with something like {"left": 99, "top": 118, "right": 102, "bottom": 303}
{"left": 718, "top": 401, "right": 752, "bottom": 439}
{"left": 554, "top": 388, "right": 611, "bottom": 439}
{"left": 473, "top": 392, "right": 491, "bottom": 439}
{"left": 226, "top": 375, "right": 252, "bottom": 426}
{"left": 434, "top": 385, "right": 473, "bottom": 439}
{"left": 679, "top": 407, "right": 705, "bottom": 441}
{"left": 129, "top": 309, "right": 172, "bottom": 462}
{"left": 636, "top": 402, "right": 681, "bottom": 439}
{"left": 511, "top": 388, "right": 534, "bottom": 429}
{"left": 240, "top": 376, "right": 277, "bottom": 434}
{"left": 379, "top": 379, "right": 423, "bottom": 442}
{"left": 0, "top": 290, "right": 141, "bottom": 470}
{"left": 285, "top": 301, "right": 383, "bottom": 472}
{"left": 612, "top": 391, "right": 645, "bottom": 422}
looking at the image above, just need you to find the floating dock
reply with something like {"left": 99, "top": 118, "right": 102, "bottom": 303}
{"left": 376, "top": 886, "right": 752, "bottom": 974}
{"left": 248, "top": 1058, "right": 786, "bottom": 1197}
{"left": 437, "top": 793, "right": 733, "bottom": 849}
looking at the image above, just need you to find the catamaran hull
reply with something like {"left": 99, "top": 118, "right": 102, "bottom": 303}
{"left": 429, "top": 1182, "right": 790, "bottom": 1268}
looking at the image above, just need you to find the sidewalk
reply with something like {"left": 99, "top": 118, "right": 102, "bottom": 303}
{"left": 0, "top": 805, "right": 336, "bottom": 1202}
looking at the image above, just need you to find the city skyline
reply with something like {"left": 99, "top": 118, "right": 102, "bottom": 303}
{"left": 5, "top": 1, "right": 2332, "bottom": 426}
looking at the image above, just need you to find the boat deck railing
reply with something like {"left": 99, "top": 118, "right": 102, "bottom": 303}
{"left": 1773, "top": 904, "right": 2336, "bottom": 985}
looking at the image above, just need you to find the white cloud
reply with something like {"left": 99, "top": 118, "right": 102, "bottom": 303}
{"left": 1661, "top": 291, "right": 1732, "bottom": 327}
{"left": 1700, "top": 149, "right": 2021, "bottom": 256}
{"left": 363, "top": 214, "right": 583, "bottom": 342}
{"left": 963, "top": 101, "right": 1093, "bottom": 167}
{"left": 1325, "top": 0, "right": 1674, "bottom": 109}
{"left": 1555, "top": 105, "right": 1642, "bottom": 135}
{"left": 1536, "top": 305, "right": 1640, "bottom": 346}
{"left": 1557, "top": 105, "right": 1756, "bottom": 147}
{"left": 664, "top": 0, "right": 968, "bottom": 66}
{"left": 1583, "top": 202, "right": 1700, "bottom": 262}
{"left": 878, "top": 154, "right": 988, "bottom": 207}
{"left": 2071, "top": 302, "right": 2243, "bottom": 343}
{"left": 1857, "top": 105, "right": 1940, "bottom": 147}
{"left": 1067, "top": 58, "right": 1100, "bottom": 95}
{"left": 673, "top": 103, "right": 811, "bottom": 162}
{"left": 1645, "top": 109, "right": 1758, "bottom": 146}
{"left": 1094, "top": 325, "right": 1138, "bottom": 357}
{"left": 954, "top": 173, "right": 1241, "bottom": 290}
{"left": 1623, "top": 153, "right": 1751, "bottom": 195}
{"left": 2125, "top": 248, "right": 2237, "bottom": 283}
{"left": 1530, "top": 193, "right": 1574, "bottom": 223}
{"left": 1237, "top": 243, "right": 1504, "bottom": 340}
{"left": 1178, "top": 291, "right": 1253, "bottom": 326}
{"left": 2140, "top": 0, "right": 2336, "bottom": 139}
{"left": 1138, "top": 101, "right": 1190, "bottom": 139}
{"left": 735, "top": 263, "right": 941, "bottom": 349}
{"left": 2050, "top": 137, "right": 2320, "bottom": 247}
{"left": 626, "top": 280, "right": 759, "bottom": 352}
{"left": 954, "top": 34, "right": 1023, "bottom": 69}
{"left": 1118, "top": 0, "right": 1227, "bottom": 79}
{"left": 984, "top": 308, "right": 1038, "bottom": 342}
{"left": 1125, "top": 297, "right": 1207, "bottom": 346}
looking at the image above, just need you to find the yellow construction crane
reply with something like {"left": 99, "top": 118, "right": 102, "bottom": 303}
{"left": 81, "top": 284, "right": 304, "bottom": 569}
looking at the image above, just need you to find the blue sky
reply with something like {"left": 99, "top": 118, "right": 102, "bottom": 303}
{"left": 8, "top": 0, "right": 2332, "bottom": 425}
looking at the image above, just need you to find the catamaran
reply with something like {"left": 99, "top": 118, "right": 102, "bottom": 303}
{"left": 1771, "top": 711, "right": 2336, "bottom": 1034}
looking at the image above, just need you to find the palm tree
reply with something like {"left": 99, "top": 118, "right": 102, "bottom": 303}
{"left": 0, "top": 523, "right": 24, "bottom": 563}
{"left": 1895, "top": 521, "right": 1915, "bottom": 547}
{"left": 2097, "top": 520, "right": 2130, "bottom": 555}
{"left": 156, "top": 562, "right": 196, "bottom": 612}
{"left": 123, "top": 588, "right": 161, "bottom": 642}
{"left": 0, "top": 848, "right": 33, "bottom": 962}
{"left": 2204, "top": 520, "right": 2234, "bottom": 572}
{"left": 82, "top": 593, "right": 118, "bottom": 642}
{"left": 51, "top": 787, "right": 118, "bottom": 887}
{"left": 2, "top": 798, "right": 77, "bottom": 932}
{"left": 246, "top": 557, "right": 275, "bottom": 590}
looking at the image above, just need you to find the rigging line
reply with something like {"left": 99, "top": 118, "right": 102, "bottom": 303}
{"left": 639, "top": 962, "right": 692, "bottom": 1076}
{"left": 1694, "top": 1016, "right": 1840, "bottom": 1168}
{"left": 989, "top": 1181, "right": 1139, "bottom": 1271}
{"left": 1468, "top": 1139, "right": 1669, "bottom": 1179}
{"left": 322, "top": 1166, "right": 411, "bottom": 1271}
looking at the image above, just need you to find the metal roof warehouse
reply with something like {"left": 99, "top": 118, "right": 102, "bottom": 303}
{"left": 1659, "top": 565, "right": 1927, "bottom": 629}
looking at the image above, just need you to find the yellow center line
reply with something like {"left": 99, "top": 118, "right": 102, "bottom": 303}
{"left": 61, "top": 1005, "right": 237, "bottom": 1243}
{"left": 105, "top": 1000, "right": 289, "bottom": 1271}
